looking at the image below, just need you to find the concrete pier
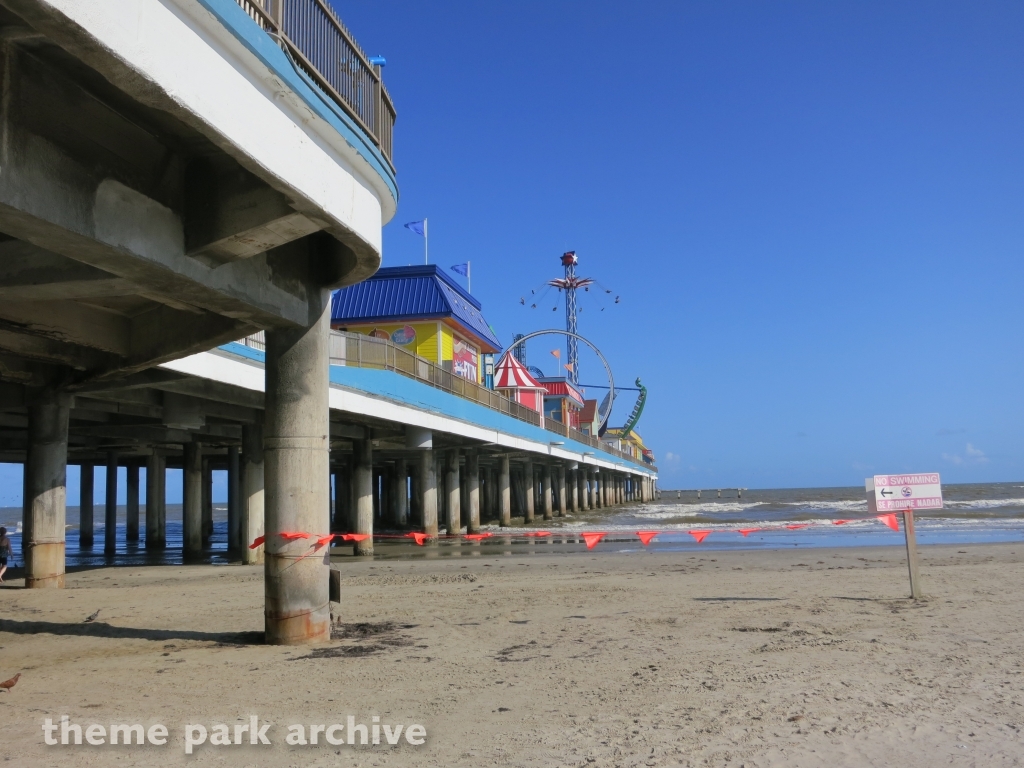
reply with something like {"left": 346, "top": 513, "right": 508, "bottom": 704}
{"left": 499, "top": 455, "right": 511, "bottom": 526}
{"left": 466, "top": 451, "right": 480, "bottom": 534}
{"left": 79, "top": 463, "right": 94, "bottom": 549}
{"left": 353, "top": 438, "right": 374, "bottom": 556}
{"left": 201, "top": 457, "right": 213, "bottom": 547}
{"left": 556, "top": 466, "right": 566, "bottom": 517}
{"left": 524, "top": 459, "right": 535, "bottom": 523}
{"left": 419, "top": 449, "right": 438, "bottom": 536}
{"left": 242, "top": 423, "right": 265, "bottom": 564}
{"left": 264, "top": 303, "right": 332, "bottom": 645}
{"left": 104, "top": 451, "right": 117, "bottom": 556}
{"left": 126, "top": 463, "right": 140, "bottom": 542}
{"left": 446, "top": 449, "right": 462, "bottom": 534}
{"left": 542, "top": 466, "right": 553, "bottom": 521}
{"left": 570, "top": 468, "right": 579, "bottom": 513}
{"left": 183, "top": 443, "right": 203, "bottom": 559}
{"left": 227, "top": 445, "right": 240, "bottom": 553}
{"left": 394, "top": 458, "right": 409, "bottom": 526}
{"left": 23, "top": 390, "right": 70, "bottom": 588}
{"left": 145, "top": 453, "right": 165, "bottom": 550}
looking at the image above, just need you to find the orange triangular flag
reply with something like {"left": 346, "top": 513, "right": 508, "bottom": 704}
{"left": 877, "top": 513, "right": 899, "bottom": 531}
{"left": 737, "top": 528, "right": 760, "bottom": 537}
{"left": 636, "top": 531, "right": 659, "bottom": 546}
{"left": 786, "top": 524, "right": 808, "bottom": 530}
{"left": 832, "top": 519, "right": 852, "bottom": 525}
{"left": 248, "top": 535, "right": 265, "bottom": 549}
{"left": 279, "top": 531, "right": 311, "bottom": 540}
{"left": 523, "top": 531, "right": 552, "bottom": 537}
{"left": 407, "top": 532, "right": 429, "bottom": 545}
{"left": 689, "top": 530, "right": 711, "bottom": 543}
{"left": 315, "top": 534, "right": 335, "bottom": 549}
{"left": 581, "top": 532, "right": 607, "bottom": 549}
{"left": 465, "top": 533, "right": 493, "bottom": 541}
{"left": 341, "top": 533, "right": 370, "bottom": 542}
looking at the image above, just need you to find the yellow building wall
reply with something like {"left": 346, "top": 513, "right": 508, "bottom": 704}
{"left": 333, "top": 321, "right": 483, "bottom": 382}
{"left": 439, "top": 325, "right": 453, "bottom": 362}
{"left": 335, "top": 322, "right": 442, "bottom": 363}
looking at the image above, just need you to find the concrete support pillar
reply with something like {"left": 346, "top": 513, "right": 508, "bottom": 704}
{"left": 227, "top": 445, "right": 240, "bottom": 552}
{"left": 126, "top": 463, "right": 140, "bottom": 542}
{"left": 104, "top": 451, "right": 118, "bottom": 556}
{"left": 353, "top": 439, "right": 374, "bottom": 556}
{"left": 394, "top": 458, "right": 409, "bottom": 526}
{"left": 201, "top": 457, "right": 213, "bottom": 547}
{"left": 499, "top": 455, "right": 511, "bottom": 527}
{"left": 242, "top": 423, "right": 265, "bottom": 564}
{"left": 570, "top": 468, "right": 579, "bottom": 513}
{"left": 182, "top": 442, "right": 202, "bottom": 559}
{"left": 419, "top": 449, "right": 438, "bottom": 535}
{"left": 145, "top": 453, "right": 165, "bottom": 549}
{"left": 523, "top": 458, "right": 535, "bottom": 523}
{"left": 23, "top": 391, "right": 70, "bottom": 588}
{"left": 79, "top": 463, "right": 94, "bottom": 548}
{"left": 556, "top": 466, "right": 566, "bottom": 517}
{"left": 446, "top": 449, "right": 461, "bottom": 534}
{"left": 466, "top": 450, "right": 480, "bottom": 534}
{"left": 331, "top": 464, "right": 344, "bottom": 531}
{"left": 373, "top": 468, "right": 383, "bottom": 525}
{"left": 578, "top": 469, "right": 588, "bottom": 511}
{"left": 264, "top": 303, "right": 332, "bottom": 644}
{"left": 542, "top": 465, "right": 553, "bottom": 521}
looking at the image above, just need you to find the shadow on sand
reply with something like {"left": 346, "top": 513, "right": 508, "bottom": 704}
{"left": 0, "top": 618, "right": 263, "bottom": 645}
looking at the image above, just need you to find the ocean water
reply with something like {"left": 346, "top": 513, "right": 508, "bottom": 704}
{"left": 1, "top": 483, "right": 1022, "bottom": 564}
{"left": 555, "top": 482, "right": 1024, "bottom": 550}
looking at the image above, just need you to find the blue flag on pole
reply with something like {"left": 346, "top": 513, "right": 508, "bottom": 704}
{"left": 404, "top": 220, "right": 426, "bottom": 236}
{"left": 450, "top": 263, "right": 469, "bottom": 276}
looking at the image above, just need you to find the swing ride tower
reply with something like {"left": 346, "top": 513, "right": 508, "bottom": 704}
{"left": 548, "top": 251, "right": 592, "bottom": 385}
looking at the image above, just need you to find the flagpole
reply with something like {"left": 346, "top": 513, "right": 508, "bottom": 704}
{"left": 424, "top": 218, "right": 429, "bottom": 265}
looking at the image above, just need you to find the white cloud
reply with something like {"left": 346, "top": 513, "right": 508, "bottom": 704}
{"left": 965, "top": 443, "right": 987, "bottom": 460}
{"left": 943, "top": 443, "right": 988, "bottom": 466}
{"left": 663, "top": 452, "right": 681, "bottom": 464}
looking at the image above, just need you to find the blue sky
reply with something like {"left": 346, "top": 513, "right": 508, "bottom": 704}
{"left": 341, "top": 0, "right": 1024, "bottom": 488}
{"left": 2, "top": 1, "right": 1022, "bottom": 509}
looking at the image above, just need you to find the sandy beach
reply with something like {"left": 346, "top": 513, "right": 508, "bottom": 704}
{"left": 1, "top": 542, "right": 1021, "bottom": 767}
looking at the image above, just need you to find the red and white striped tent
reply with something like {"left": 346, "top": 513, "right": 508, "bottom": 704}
{"left": 493, "top": 352, "right": 547, "bottom": 415}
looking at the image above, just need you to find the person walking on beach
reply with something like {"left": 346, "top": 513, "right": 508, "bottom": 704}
{"left": 0, "top": 527, "right": 11, "bottom": 583}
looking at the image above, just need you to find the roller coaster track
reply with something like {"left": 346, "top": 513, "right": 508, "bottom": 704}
{"left": 621, "top": 378, "right": 647, "bottom": 436}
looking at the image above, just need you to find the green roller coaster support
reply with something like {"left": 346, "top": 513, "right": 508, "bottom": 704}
{"left": 621, "top": 377, "right": 647, "bottom": 436}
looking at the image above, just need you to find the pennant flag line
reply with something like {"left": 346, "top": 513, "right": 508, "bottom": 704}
{"left": 877, "top": 513, "right": 900, "bottom": 531}
{"left": 248, "top": 513, "right": 907, "bottom": 553}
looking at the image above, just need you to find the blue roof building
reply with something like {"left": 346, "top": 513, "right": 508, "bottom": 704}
{"left": 331, "top": 265, "right": 502, "bottom": 383}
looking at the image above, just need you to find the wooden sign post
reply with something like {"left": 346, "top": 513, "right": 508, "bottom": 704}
{"left": 867, "top": 473, "right": 941, "bottom": 600}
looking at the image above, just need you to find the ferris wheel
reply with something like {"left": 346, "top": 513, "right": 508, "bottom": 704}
{"left": 505, "top": 329, "right": 616, "bottom": 433}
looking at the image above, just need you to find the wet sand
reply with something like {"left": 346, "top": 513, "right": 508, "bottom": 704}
{"left": 1, "top": 542, "right": 1022, "bottom": 767}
